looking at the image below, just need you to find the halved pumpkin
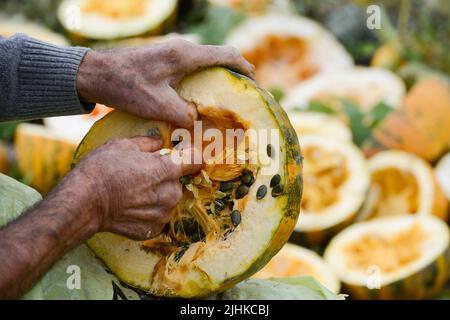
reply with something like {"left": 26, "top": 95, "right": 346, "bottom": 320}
{"left": 208, "top": 0, "right": 288, "bottom": 15}
{"left": 0, "top": 19, "right": 69, "bottom": 46}
{"left": 225, "top": 14, "right": 353, "bottom": 92}
{"left": 436, "top": 153, "right": 450, "bottom": 203}
{"left": 359, "top": 151, "right": 448, "bottom": 221}
{"left": 290, "top": 135, "right": 369, "bottom": 246}
{"left": 57, "top": 0, "right": 177, "bottom": 41}
{"left": 283, "top": 67, "right": 405, "bottom": 112}
{"left": 288, "top": 112, "right": 352, "bottom": 142}
{"left": 324, "top": 215, "right": 450, "bottom": 299}
{"left": 364, "top": 77, "right": 450, "bottom": 162}
{"left": 253, "top": 243, "right": 340, "bottom": 293}
{"left": 15, "top": 123, "right": 78, "bottom": 195}
{"left": 44, "top": 104, "right": 112, "bottom": 144}
{"left": 72, "top": 67, "right": 303, "bottom": 298}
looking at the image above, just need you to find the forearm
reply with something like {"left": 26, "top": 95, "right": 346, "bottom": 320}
{"left": 0, "top": 172, "right": 99, "bottom": 299}
{"left": 0, "top": 34, "right": 94, "bottom": 122}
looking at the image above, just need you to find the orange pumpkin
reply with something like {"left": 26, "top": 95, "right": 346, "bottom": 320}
{"left": 0, "top": 142, "right": 8, "bottom": 174}
{"left": 364, "top": 77, "right": 450, "bottom": 162}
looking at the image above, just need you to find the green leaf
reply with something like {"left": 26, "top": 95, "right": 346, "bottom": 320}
{"left": 188, "top": 6, "right": 245, "bottom": 45}
{"left": 269, "top": 87, "right": 285, "bottom": 103}
{"left": 305, "top": 100, "right": 336, "bottom": 114}
{"left": 0, "top": 121, "right": 21, "bottom": 141}
{"left": 367, "top": 102, "right": 393, "bottom": 129}
{"left": 211, "top": 276, "right": 343, "bottom": 300}
{"left": 340, "top": 100, "right": 368, "bottom": 146}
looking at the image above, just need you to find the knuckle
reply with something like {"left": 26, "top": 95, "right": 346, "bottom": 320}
{"left": 167, "top": 184, "right": 183, "bottom": 206}
{"left": 225, "top": 45, "right": 241, "bottom": 58}
{"left": 107, "top": 138, "right": 131, "bottom": 149}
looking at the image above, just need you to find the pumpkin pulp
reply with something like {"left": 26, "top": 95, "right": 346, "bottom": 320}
{"left": 141, "top": 107, "right": 260, "bottom": 269}
{"left": 301, "top": 146, "right": 348, "bottom": 212}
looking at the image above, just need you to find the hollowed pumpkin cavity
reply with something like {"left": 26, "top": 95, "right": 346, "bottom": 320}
{"left": 370, "top": 168, "right": 419, "bottom": 217}
{"left": 301, "top": 146, "right": 348, "bottom": 212}
{"left": 344, "top": 223, "right": 426, "bottom": 273}
{"left": 243, "top": 35, "right": 317, "bottom": 90}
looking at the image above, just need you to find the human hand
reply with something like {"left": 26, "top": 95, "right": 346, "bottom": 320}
{"left": 72, "top": 136, "right": 202, "bottom": 240}
{"left": 76, "top": 39, "right": 255, "bottom": 128}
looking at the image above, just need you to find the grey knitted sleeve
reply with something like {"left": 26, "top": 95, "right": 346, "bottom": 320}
{"left": 0, "top": 33, "right": 94, "bottom": 122}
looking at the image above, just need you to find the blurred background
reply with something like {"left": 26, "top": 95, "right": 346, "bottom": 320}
{"left": 0, "top": 0, "right": 449, "bottom": 300}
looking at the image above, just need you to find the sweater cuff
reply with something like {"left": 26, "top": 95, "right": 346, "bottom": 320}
{"left": 15, "top": 36, "right": 94, "bottom": 120}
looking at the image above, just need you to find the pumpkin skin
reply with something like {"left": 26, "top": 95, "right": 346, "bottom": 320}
{"left": 325, "top": 215, "right": 450, "bottom": 300}
{"left": 344, "top": 251, "right": 450, "bottom": 300}
{"left": 72, "top": 67, "right": 302, "bottom": 298}
{"left": 253, "top": 243, "right": 341, "bottom": 293}
{"left": 0, "top": 142, "right": 8, "bottom": 174}
{"left": 15, "top": 123, "right": 77, "bottom": 195}
{"left": 57, "top": 0, "right": 177, "bottom": 42}
{"left": 364, "top": 77, "right": 450, "bottom": 162}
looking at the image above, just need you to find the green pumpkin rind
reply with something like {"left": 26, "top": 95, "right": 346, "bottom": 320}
{"left": 72, "top": 67, "right": 303, "bottom": 297}
{"left": 289, "top": 215, "right": 355, "bottom": 248}
{"left": 343, "top": 246, "right": 450, "bottom": 300}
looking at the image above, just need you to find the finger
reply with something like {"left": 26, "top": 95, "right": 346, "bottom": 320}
{"left": 105, "top": 136, "right": 162, "bottom": 152}
{"left": 158, "top": 147, "right": 203, "bottom": 179}
{"left": 110, "top": 221, "right": 166, "bottom": 241}
{"left": 126, "top": 200, "right": 178, "bottom": 224}
{"left": 154, "top": 86, "right": 198, "bottom": 128}
{"left": 127, "top": 136, "right": 163, "bottom": 152}
{"left": 184, "top": 45, "right": 255, "bottom": 79}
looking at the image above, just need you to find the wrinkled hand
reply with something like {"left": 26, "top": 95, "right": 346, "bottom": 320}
{"left": 73, "top": 136, "right": 201, "bottom": 240}
{"left": 76, "top": 39, "right": 255, "bottom": 128}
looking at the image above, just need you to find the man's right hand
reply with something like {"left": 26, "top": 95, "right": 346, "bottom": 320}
{"left": 76, "top": 39, "right": 254, "bottom": 128}
{"left": 72, "top": 136, "right": 202, "bottom": 240}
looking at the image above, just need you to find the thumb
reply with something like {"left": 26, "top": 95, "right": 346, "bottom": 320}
{"left": 159, "top": 146, "right": 203, "bottom": 179}
{"left": 157, "top": 87, "right": 199, "bottom": 129}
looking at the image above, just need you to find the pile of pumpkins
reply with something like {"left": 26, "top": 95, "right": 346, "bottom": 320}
{"left": 1, "top": 0, "right": 450, "bottom": 299}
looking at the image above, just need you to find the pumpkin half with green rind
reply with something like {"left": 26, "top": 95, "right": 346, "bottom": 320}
{"left": 72, "top": 67, "right": 302, "bottom": 298}
{"left": 324, "top": 215, "right": 450, "bottom": 299}
{"left": 289, "top": 135, "right": 369, "bottom": 247}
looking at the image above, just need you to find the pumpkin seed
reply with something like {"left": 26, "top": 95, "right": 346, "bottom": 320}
{"left": 215, "top": 199, "right": 225, "bottom": 212}
{"left": 174, "top": 245, "right": 189, "bottom": 262}
{"left": 235, "top": 184, "right": 249, "bottom": 199}
{"left": 147, "top": 127, "right": 161, "bottom": 138}
{"left": 172, "top": 135, "right": 183, "bottom": 147}
{"left": 185, "top": 219, "right": 198, "bottom": 234}
{"left": 185, "top": 184, "right": 199, "bottom": 198}
{"left": 159, "top": 148, "right": 171, "bottom": 156}
{"left": 193, "top": 176, "right": 202, "bottom": 185}
{"left": 256, "top": 185, "right": 267, "bottom": 200}
{"left": 214, "top": 190, "right": 228, "bottom": 199}
{"left": 241, "top": 170, "right": 254, "bottom": 185}
{"left": 209, "top": 201, "right": 216, "bottom": 215}
{"left": 231, "top": 210, "right": 241, "bottom": 227}
{"left": 270, "top": 174, "right": 281, "bottom": 187}
{"left": 267, "top": 144, "right": 274, "bottom": 158}
{"left": 201, "top": 170, "right": 212, "bottom": 185}
{"left": 219, "top": 181, "right": 234, "bottom": 192}
{"left": 179, "top": 175, "right": 191, "bottom": 185}
{"left": 271, "top": 184, "right": 284, "bottom": 197}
